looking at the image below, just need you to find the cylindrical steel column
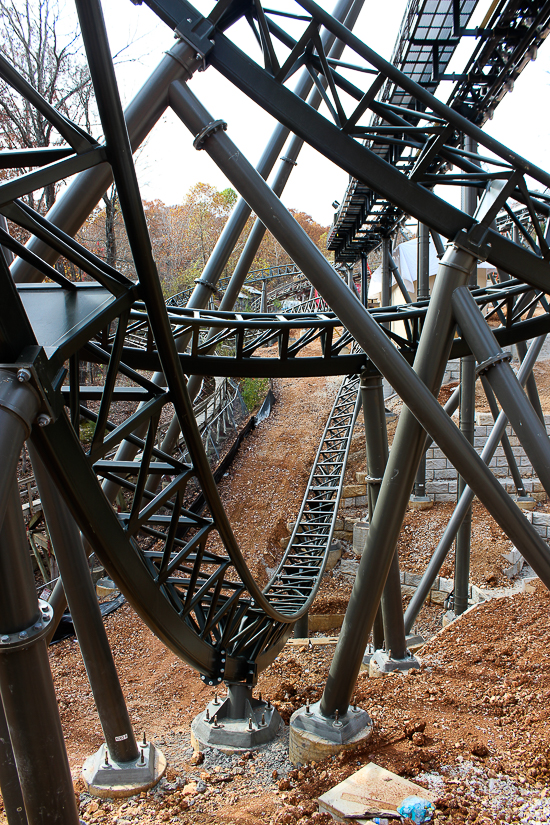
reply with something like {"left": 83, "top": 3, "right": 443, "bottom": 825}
{"left": 516, "top": 339, "right": 544, "bottom": 424}
{"left": 361, "top": 372, "right": 407, "bottom": 658}
{"left": 0, "top": 698, "right": 27, "bottom": 825}
{"left": 452, "top": 287, "right": 550, "bottom": 498}
{"left": 453, "top": 136, "right": 478, "bottom": 615}
{"left": 320, "top": 245, "right": 475, "bottom": 716}
{"left": 413, "top": 222, "right": 430, "bottom": 499}
{"left": 416, "top": 223, "right": 430, "bottom": 301}
{"left": 404, "top": 334, "right": 546, "bottom": 632}
{"left": 293, "top": 614, "right": 309, "bottom": 639}
{"left": 0, "top": 478, "right": 80, "bottom": 825}
{"left": 361, "top": 253, "right": 369, "bottom": 307}
{"left": 481, "top": 377, "right": 527, "bottom": 497}
{"left": 0, "top": 216, "right": 14, "bottom": 268}
{"left": 29, "top": 446, "right": 139, "bottom": 764}
{"left": 0, "top": 373, "right": 40, "bottom": 532}
{"left": 381, "top": 238, "right": 391, "bottom": 311}
{"left": 454, "top": 351, "right": 476, "bottom": 614}
{"left": 260, "top": 279, "right": 268, "bottom": 313}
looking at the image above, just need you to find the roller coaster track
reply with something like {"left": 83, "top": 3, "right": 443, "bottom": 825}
{"left": 166, "top": 263, "right": 303, "bottom": 308}
{"left": 277, "top": 372, "right": 361, "bottom": 603}
{"left": 109, "top": 279, "right": 550, "bottom": 381}
{"left": 5, "top": 1, "right": 550, "bottom": 815}
{"left": 3, "top": 0, "right": 550, "bottom": 699}
{"left": 328, "top": 0, "right": 550, "bottom": 259}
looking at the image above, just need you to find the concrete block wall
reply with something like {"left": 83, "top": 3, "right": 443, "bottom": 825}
{"left": 424, "top": 412, "right": 550, "bottom": 502}
{"left": 399, "top": 570, "right": 469, "bottom": 607}
{"left": 530, "top": 511, "right": 550, "bottom": 539}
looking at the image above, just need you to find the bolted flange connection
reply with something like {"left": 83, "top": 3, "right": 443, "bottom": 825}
{"left": 191, "top": 682, "right": 282, "bottom": 753}
{"left": 0, "top": 599, "right": 53, "bottom": 649}
{"left": 82, "top": 738, "right": 166, "bottom": 799}
{"left": 289, "top": 701, "right": 372, "bottom": 766}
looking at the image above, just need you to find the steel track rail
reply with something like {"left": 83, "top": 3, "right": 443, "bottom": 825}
{"left": 108, "top": 280, "right": 550, "bottom": 378}
{"left": 263, "top": 372, "right": 361, "bottom": 609}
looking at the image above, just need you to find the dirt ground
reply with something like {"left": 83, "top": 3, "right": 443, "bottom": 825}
{"left": 6, "top": 352, "right": 550, "bottom": 825}
{"left": 27, "top": 581, "right": 550, "bottom": 825}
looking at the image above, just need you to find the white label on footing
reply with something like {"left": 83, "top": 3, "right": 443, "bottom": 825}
{"left": 115, "top": 734, "right": 129, "bottom": 741}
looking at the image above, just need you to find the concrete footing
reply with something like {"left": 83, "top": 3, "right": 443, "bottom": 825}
{"left": 408, "top": 495, "right": 434, "bottom": 511}
{"left": 512, "top": 495, "right": 536, "bottom": 510}
{"left": 289, "top": 702, "right": 372, "bottom": 766}
{"left": 326, "top": 540, "right": 343, "bottom": 570}
{"left": 82, "top": 742, "right": 166, "bottom": 798}
{"left": 368, "top": 649, "right": 420, "bottom": 678}
{"left": 191, "top": 687, "right": 282, "bottom": 753}
{"left": 352, "top": 521, "right": 369, "bottom": 557}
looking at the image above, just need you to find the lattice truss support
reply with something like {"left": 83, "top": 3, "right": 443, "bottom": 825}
{"left": 1, "top": 0, "right": 550, "bottom": 817}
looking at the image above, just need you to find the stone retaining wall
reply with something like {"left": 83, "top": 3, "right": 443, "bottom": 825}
{"left": 425, "top": 412, "right": 550, "bottom": 502}
{"left": 337, "top": 415, "right": 550, "bottom": 509}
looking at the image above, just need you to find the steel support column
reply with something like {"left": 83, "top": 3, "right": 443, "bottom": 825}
{"left": 0, "top": 476, "right": 79, "bottom": 825}
{"left": 454, "top": 352, "right": 476, "bottom": 614}
{"left": 416, "top": 224, "right": 430, "bottom": 302}
{"left": 516, "top": 339, "right": 544, "bottom": 424}
{"left": 454, "top": 136, "right": 478, "bottom": 615}
{"left": 413, "top": 222, "right": 430, "bottom": 501}
{"left": 452, "top": 287, "right": 550, "bottom": 498}
{"left": 0, "top": 699, "right": 27, "bottom": 825}
{"left": 404, "top": 334, "right": 546, "bottom": 633}
{"left": 361, "top": 372, "right": 406, "bottom": 659}
{"left": 320, "top": 244, "right": 475, "bottom": 716}
{"left": 381, "top": 238, "right": 391, "bottom": 312}
{"left": 29, "top": 446, "right": 139, "bottom": 765}
{"left": 361, "top": 253, "right": 369, "bottom": 307}
{"left": 481, "top": 378, "right": 528, "bottom": 497}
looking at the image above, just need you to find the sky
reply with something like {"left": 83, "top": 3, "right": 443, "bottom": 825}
{"left": 91, "top": 0, "right": 550, "bottom": 226}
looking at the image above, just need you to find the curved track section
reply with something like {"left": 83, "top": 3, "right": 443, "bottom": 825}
{"left": 265, "top": 372, "right": 361, "bottom": 608}
{"left": 116, "top": 279, "right": 550, "bottom": 379}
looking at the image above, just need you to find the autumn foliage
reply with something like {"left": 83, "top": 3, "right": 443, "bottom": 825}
{"left": 78, "top": 182, "right": 330, "bottom": 296}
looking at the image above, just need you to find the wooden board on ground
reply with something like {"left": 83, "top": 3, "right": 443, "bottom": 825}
{"left": 318, "top": 761, "right": 436, "bottom": 823}
{"left": 287, "top": 637, "right": 338, "bottom": 649}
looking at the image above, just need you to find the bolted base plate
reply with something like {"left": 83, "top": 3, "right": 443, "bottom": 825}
{"left": 82, "top": 742, "right": 166, "bottom": 798}
{"left": 408, "top": 495, "right": 434, "bottom": 511}
{"left": 289, "top": 702, "right": 372, "bottom": 766}
{"left": 368, "top": 649, "right": 420, "bottom": 678}
{"left": 191, "top": 693, "right": 282, "bottom": 753}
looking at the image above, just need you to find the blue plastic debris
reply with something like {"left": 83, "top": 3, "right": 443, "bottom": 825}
{"left": 396, "top": 795, "right": 435, "bottom": 824}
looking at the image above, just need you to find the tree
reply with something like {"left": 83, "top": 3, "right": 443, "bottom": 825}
{"left": 77, "top": 183, "right": 330, "bottom": 299}
{"left": 0, "top": 0, "right": 93, "bottom": 213}
{"left": 251, "top": 208, "right": 330, "bottom": 271}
